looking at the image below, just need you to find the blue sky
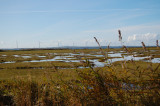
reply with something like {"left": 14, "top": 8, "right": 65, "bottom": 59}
{"left": 0, "top": 0, "right": 160, "bottom": 48}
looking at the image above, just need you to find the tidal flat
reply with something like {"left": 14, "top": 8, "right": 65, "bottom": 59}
{"left": 0, "top": 47, "right": 160, "bottom": 105}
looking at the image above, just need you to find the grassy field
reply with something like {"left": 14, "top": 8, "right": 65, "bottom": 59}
{"left": 0, "top": 47, "right": 160, "bottom": 105}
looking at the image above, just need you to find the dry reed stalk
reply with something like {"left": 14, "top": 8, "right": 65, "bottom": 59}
{"left": 94, "top": 37, "right": 101, "bottom": 49}
{"left": 141, "top": 42, "right": 146, "bottom": 51}
{"left": 94, "top": 37, "right": 107, "bottom": 60}
{"left": 118, "top": 30, "right": 129, "bottom": 53}
{"left": 107, "top": 45, "right": 110, "bottom": 49}
{"left": 118, "top": 30, "right": 122, "bottom": 41}
{"left": 108, "top": 42, "right": 111, "bottom": 49}
{"left": 123, "top": 45, "right": 128, "bottom": 53}
{"left": 156, "top": 40, "right": 159, "bottom": 48}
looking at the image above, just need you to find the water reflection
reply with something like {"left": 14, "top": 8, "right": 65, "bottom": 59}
{"left": 1, "top": 52, "right": 160, "bottom": 66}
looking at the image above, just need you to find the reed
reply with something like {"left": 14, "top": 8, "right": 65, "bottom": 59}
{"left": 141, "top": 41, "right": 146, "bottom": 51}
{"left": 123, "top": 45, "right": 128, "bottom": 53}
{"left": 118, "top": 30, "right": 122, "bottom": 41}
{"left": 118, "top": 30, "right": 129, "bottom": 53}
{"left": 156, "top": 40, "right": 159, "bottom": 48}
{"left": 107, "top": 42, "right": 111, "bottom": 50}
{"left": 94, "top": 37, "right": 107, "bottom": 60}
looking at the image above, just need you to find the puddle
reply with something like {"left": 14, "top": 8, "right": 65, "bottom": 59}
{"left": 119, "top": 51, "right": 126, "bottom": 53}
{"left": 108, "top": 51, "right": 114, "bottom": 54}
{"left": 13, "top": 55, "right": 20, "bottom": 57}
{"left": 23, "top": 55, "right": 105, "bottom": 67}
{"left": 108, "top": 53, "right": 122, "bottom": 57}
{"left": 122, "top": 83, "right": 141, "bottom": 90}
{"left": 24, "top": 60, "right": 40, "bottom": 62}
{"left": 90, "top": 60, "right": 106, "bottom": 67}
{"left": 2, "top": 61, "right": 15, "bottom": 64}
{"left": 106, "top": 54, "right": 157, "bottom": 64}
{"left": 145, "top": 58, "right": 160, "bottom": 63}
{"left": 13, "top": 55, "right": 31, "bottom": 58}
{"left": 38, "top": 56, "right": 46, "bottom": 58}
{"left": 91, "top": 54, "right": 104, "bottom": 57}
{"left": 21, "top": 56, "right": 31, "bottom": 58}
{"left": 2, "top": 51, "right": 160, "bottom": 66}
{"left": 1, "top": 55, "right": 7, "bottom": 57}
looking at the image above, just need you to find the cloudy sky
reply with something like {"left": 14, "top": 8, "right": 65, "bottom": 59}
{"left": 0, "top": 0, "right": 160, "bottom": 48}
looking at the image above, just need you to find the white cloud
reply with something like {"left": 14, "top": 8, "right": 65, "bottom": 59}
{"left": 128, "top": 34, "right": 137, "bottom": 41}
{"left": 0, "top": 41, "right": 4, "bottom": 44}
{"left": 84, "top": 24, "right": 160, "bottom": 41}
{"left": 127, "top": 33, "right": 160, "bottom": 45}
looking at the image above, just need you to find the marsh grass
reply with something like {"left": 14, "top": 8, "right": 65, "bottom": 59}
{"left": 0, "top": 50, "right": 160, "bottom": 105}
{"left": 0, "top": 32, "right": 160, "bottom": 105}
